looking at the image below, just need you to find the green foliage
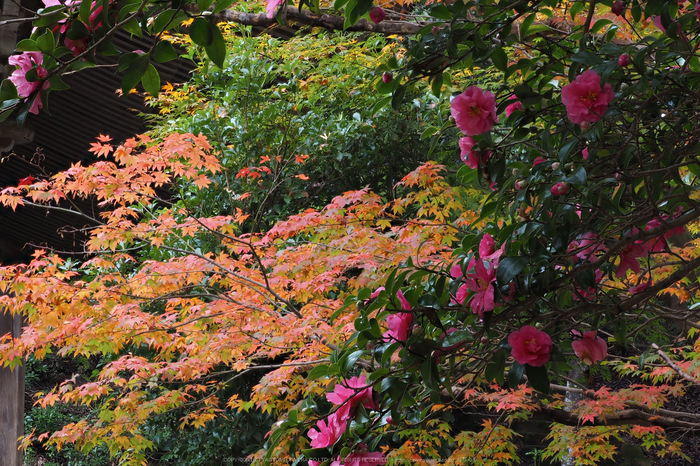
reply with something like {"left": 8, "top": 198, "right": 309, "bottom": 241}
{"left": 24, "top": 405, "right": 112, "bottom": 466}
{"left": 145, "top": 27, "right": 471, "bottom": 231}
{"left": 143, "top": 408, "right": 273, "bottom": 465}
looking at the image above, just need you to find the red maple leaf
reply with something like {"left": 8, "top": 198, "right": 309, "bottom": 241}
{"left": 18, "top": 176, "right": 35, "bottom": 186}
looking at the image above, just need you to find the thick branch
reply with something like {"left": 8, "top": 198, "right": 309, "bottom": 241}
{"left": 212, "top": 7, "right": 425, "bottom": 35}
{"left": 539, "top": 405, "right": 700, "bottom": 431}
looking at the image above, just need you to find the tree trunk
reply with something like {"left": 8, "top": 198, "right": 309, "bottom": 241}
{"left": 0, "top": 310, "right": 24, "bottom": 466}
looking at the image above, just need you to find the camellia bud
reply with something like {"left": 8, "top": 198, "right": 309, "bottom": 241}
{"left": 614, "top": 172, "right": 623, "bottom": 181}
{"left": 512, "top": 168, "right": 520, "bottom": 176}
{"left": 382, "top": 72, "right": 393, "bottom": 84}
{"left": 369, "top": 7, "right": 386, "bottom": 24}
{"left": 515, "top": 179, "right": 526, "bottom": 190}
{"left": 551, "top": 162, "right": 560, "bottom": 171}
{"left": 611, "top": 0, "right": 625, "bottom": 16}
{"left": 480, "top": 337, "right": 488, "bottom": 345}
{"left": 618, "top": 54, "right": 631, "bottom": 67}
{"left": 412, "top": 325, "right": 423, "bottom": 336}
{"left": 551, "top": 182, "right": 571, "bottom": 196}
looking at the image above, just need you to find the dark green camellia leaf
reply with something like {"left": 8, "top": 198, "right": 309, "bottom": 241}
{"left": 566, "top": 166, "right": 587, "bottom": 186}
{"left": 485, "top": 350, "right": 506, "bottom": 385}
{"left": 33, "top": 6, "right": 67, "bottom": 28}
{"left": 391, "top": 85, "right": 407, "bottom": 110}
{"left": 189, "top": 17, "right": 213, "bottom": 47}
{"left": 123, "top": 17, "right": 143, "bottom": 37}
{"left": 15, "top": 39, "right": 39, "bottom": 52}
{"left": 153, "top": 9, "right": 178, "bottom": 34}
{"left": 67, "top": 20, "right": 90, "bottom": 40}
{"left": 48, "top": 75, "right": 70, "bottom": 91}
{"left": 491, "top": 47, "right": 508, "bottom": 72}
{"left": 205, "top": 21, "right": 226, "bottom": 69}
{"left": 153, "top": 40, "right": 178, "bottom": 63}
{"left": 496, "top": 256, "right": 527, "bottom": 286}
{"left": 141, "top": 63, "right": 160, "bottom": 96}
{"left": 197, "top": 0, "right": 215, "bottom": 14}
{"left": 306, "top": 365, "right": 328, "bottom": 381}
{"left": 36, "top": 30, "right": 55, "bottom": 54}
{"left": 525, "top": 363, "right": 549, "bottom": 394}
{"left": 79, "top": 0, "right": 92, "bottom": 24}
{"left": 508, "top": 361, "right": 525, "bottom": 387}
{"left": 0, "top": 80, "right": 19, "bottom": 101}
{"left": 121, "top": 54, "right": 149, "bottom": 95}
{"left": 212, "top": 0, "right": 236, "bottom": 14}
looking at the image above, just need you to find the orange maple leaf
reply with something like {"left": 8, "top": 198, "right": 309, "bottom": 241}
{"left": 88, "top": 142, "right": 114, "bottom": 157}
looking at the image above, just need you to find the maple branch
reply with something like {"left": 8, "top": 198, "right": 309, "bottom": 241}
{"left": 651, "top": 343, "right": 700, "bottom": 386}
{"left": 194, "top": 358, "right": 330, "bottom": 382}
{"left": 155, "top": 245, "right": 303, "bottom": 318}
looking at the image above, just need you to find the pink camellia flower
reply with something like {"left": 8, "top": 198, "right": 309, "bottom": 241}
{"left": 505, "top": 95, "right": 523, "bottom": 117}
{"left": 266, "top": 0, "right": 284, "bottom": 18}
{"left": 570, "top": 232, "right": 606, "bottom": 262}
{"left": 369, "top": 7, "right": 386, "bottom": 24}
{"left": 88, "top": 1, "right": 105, "bottom": 31}
{"left": 532, "top": 156, "right": 546, "bottom": 167}
{"left": 8, "top": 52, "right": 51, "bottom": 115}
{"left": 479, "top": 233, "right": 504, "bottom": 261}
{"left": 480, "top": 233, "right": 496, "bottom": 258}
{"left": 383, "top": 312, "right": 412, "bottom": 341}
{"left": 615, "top": 227, "right": 648, "bottom": 278}
{"left": 396, "top": 289, "right": 411, "bottom": 311}
{"left": 582, "top": 148, "right": 589, "bottom": 160}
{"left": 572, "top": 331, "right": 607, "bottom": 365}
{"left": 65, "top": 36, "right": 89, "bottom": 56}
{"left": 450, "top": 86, "right": 499, "bottom": 136}
{"left": 508, "top": 326, "right": 552, "bottom": 367}
{"left": 464, "top": 260, "right": 496, "bottom": 316}
{"left": 369, "top": 286, "right": 384, "bottom": 299}
{"left": 459, "top": 136, "right": 490, "bottom": 169}
{"left": 618, "top": 54, "right": 631, "bottom": 67}
{"left": 645, "top": 209, "right": 685, "bottom": 252}
{"left": 326, "top": 374, "right": 378, "bottom": 411}
{"left": 308, "top": 410, "right": 346, "bottom": 449}
{"left": 616, "top": 242, "right": 647, "bottom": 278}
{"left": 450, "top": 261, "right": 465, "bottom": 279}
{"left": 551, "top": 182, "right": 570, "bottom": 196}
{"left": 452, "top": 283, "right": 469, "bottom": 306}
{"left": 383, "top": 290, "right": 413, "bottom": 342}
{"left": 364, "top": 286, "right": 384, "bottom": 305}
{"left": 561, "top": 70, "right": 614, "bottom": 125}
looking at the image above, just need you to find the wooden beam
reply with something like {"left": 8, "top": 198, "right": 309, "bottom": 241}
{"left": 0, "top": 310, "right": 23, "bottom": 466}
